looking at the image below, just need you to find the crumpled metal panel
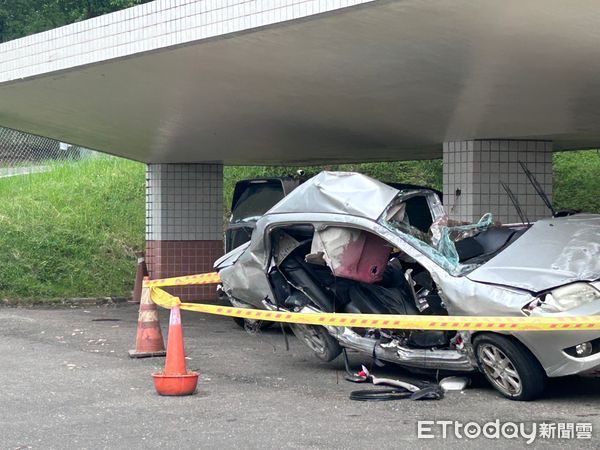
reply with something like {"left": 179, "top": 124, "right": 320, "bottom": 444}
{"left": 215, "top": 174, "right": 600, "bottom": 379}
{"left": 217, "top": 212, "right": 401, "bottom": 309}
{"left": 219, "top": 172, "right": 403, "bottom": 304}
{"left": 431, "top": 268, "right": 533, "bottom": 317}
{"left": 468, "top": 214, "right": 600, "bottom": 292}
{"left": 267, "top": 172, "right": 399, "bottom": 220}
{"left": 214, "top": 241, "right": 250, "bottom": 269}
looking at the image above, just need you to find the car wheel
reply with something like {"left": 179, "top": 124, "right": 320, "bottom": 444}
{"left": 232, "top": 316, "right": 246, "bottom": 328}
{"left": 474, "top": 333, "right": 546, "bottom": 401}
{"left": 224, "top": 297, "right": 273, "bottom": 330}
{"left": 290, "top": 324, "right": 342, "bottom": 362}
{"left": 232, "top": 316, "right": 273, "bottom": 330}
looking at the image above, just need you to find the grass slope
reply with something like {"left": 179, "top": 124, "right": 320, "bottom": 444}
{"left": 0, "top": 158, "right": 145, "bottom": 299}
{"left": 0, "top": 150, "right": 597, "bottom": 299}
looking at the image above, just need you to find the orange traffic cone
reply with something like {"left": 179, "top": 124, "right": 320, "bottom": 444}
{"left": 152, "top": 304, "right": 199, "bottom": 396}
{"left": 128, "top": 277, "right": 166, "bottom": 358}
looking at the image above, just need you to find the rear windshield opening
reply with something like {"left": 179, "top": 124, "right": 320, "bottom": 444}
{"left": 231, "top": 182, "right": 285, "bottom": 223}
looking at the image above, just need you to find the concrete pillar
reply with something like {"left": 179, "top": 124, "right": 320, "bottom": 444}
{"left": 145, "top": 163, "right": 223, "bottom": 301}
{"left": 443, "top": 140, "right": 553, "bottom": 224}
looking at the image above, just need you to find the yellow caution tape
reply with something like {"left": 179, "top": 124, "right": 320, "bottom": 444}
{"left": 143, "top": 272, "right": 221, "bottom": 288}
{"left": 149, "top": 286, "right": 600, "bottom": 332}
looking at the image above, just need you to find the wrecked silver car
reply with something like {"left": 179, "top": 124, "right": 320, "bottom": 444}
{"left": 215, "top": 172, "right": 600, "bottom": 400}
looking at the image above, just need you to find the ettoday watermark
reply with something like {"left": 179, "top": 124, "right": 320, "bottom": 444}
{"left": 417, "top": 420, "right": 593, "bottom": 444}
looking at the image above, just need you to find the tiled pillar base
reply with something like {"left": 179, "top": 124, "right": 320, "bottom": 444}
{"left": 145, "top": 240, "right": 223, "bottom": 301}
{"left": 145, "top": 164, "right": 223, "bottom": 302}
{"left": 443, "top": 140, "right": 553, "bottom": 224}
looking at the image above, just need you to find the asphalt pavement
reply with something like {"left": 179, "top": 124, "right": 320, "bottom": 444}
{"left": 0, "top": 304, "right": 598, "bottom": 449}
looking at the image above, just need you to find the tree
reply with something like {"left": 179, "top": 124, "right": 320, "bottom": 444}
{"left": 0, "top": 0, "right": 152, "bottom": 42}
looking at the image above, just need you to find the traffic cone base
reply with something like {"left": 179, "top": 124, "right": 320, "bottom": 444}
{"left": 129, "top": 278, "right": 166, "bottom": 358}
{"left": 128, "top": 349, "right": 166, "bottom": 358}
{"left": 152, "top": 372, "right": 199, "bottom": 396}
{"left": 153, "top": 305, "right": 199, "bottom": 396}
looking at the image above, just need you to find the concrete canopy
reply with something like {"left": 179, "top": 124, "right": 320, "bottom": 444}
{"left": 1, "top": 0, "right": 599, "bottom": 164}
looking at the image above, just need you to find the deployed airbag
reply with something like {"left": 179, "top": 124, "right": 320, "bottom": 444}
{"left": 307, "top": 227, "right": 391, "bottom": 283}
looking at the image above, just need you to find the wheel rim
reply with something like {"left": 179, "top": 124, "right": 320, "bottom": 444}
{"left": 478, "top": 343, "right": 523, "bottom": 396}
{"left": 294, "top": 325, "right": 327, "bottom": 356}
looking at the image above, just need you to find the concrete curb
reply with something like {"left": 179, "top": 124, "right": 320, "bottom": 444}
{"left": 1, "top": 297, "right": 131, "bottom": 307}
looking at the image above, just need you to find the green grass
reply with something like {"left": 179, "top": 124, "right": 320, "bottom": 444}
{"left": 0, "top": 158, "right": 145, "bottom": 299}
{"left": 0, "top": 150, "right": 597, "bottom": 300}
{"left": 223, "top": 160, "right": 443, "bottom": 216}
{"left": 553, "top": 150, "right": 600, "bottom": 213}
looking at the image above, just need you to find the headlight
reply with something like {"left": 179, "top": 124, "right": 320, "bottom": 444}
{"left": 530, "top": 282, "right": 600, "bottom": 313}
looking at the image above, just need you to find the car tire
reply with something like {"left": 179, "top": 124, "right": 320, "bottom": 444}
{"left": 232, "top": 317, "right": 246, "bottom": 328}
{"left": 232, "top": 316, "right": 273, "bottom": 330}
{"left": 290, "top": 324, "right": 342, "bottom": 362}
{"left": 474, "top": 333, "right": 546, "bottom": 401}
{"left": 223, "top": 296, "right": 272, "bottom": 330}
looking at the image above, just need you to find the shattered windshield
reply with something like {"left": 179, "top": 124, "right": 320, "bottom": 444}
{"left": 380, "top": 191, "right": 494, "bottom": 275}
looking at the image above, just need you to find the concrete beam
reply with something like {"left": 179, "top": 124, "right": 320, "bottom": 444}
{"left": 1, "top": 0, "right": 599, "bottom": 164}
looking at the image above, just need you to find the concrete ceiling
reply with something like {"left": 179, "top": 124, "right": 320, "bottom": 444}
{"left": 1, "top": 0, "right": 600, "bottom": 164}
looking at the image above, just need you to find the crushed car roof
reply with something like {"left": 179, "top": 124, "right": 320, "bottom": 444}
{"left": 266, "top": 172, "right": 400, "bottom": 220}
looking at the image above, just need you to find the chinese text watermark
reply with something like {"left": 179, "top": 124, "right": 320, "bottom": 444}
{"left": 417, "top": 420, "right": 593, "bottom": 444}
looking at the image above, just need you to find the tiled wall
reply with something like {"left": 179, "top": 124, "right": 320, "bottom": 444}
{"left": 0, "top": 0, "right": 374, "bottom": 83}
{"left": 146, "top": 240, "right": 223, "bottom": 300}
{"left": 146, "top": 163, "right": 223, "bottom": 241}
{"left": 443, "top": 140, "right": 553, "bottom": 224}
{"left": 145, "top": 163, "right": 223, "bottom": 300}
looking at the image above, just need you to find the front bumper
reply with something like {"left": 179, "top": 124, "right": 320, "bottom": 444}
{"left": 513, "top": 300, "right": 600, "bottom": 377}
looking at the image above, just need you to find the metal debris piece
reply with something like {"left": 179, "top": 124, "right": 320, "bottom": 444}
{"left": 439, "top": 376, "right": 470, "bottom": 391}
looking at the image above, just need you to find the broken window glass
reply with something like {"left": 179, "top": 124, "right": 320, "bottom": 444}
{"left": 381, "top": 193, "right": 494, "bottom": 275}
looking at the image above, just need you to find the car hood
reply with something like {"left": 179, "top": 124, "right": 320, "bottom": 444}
{"left": 467, "top": 214, "right": 600, "bottom": 292}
